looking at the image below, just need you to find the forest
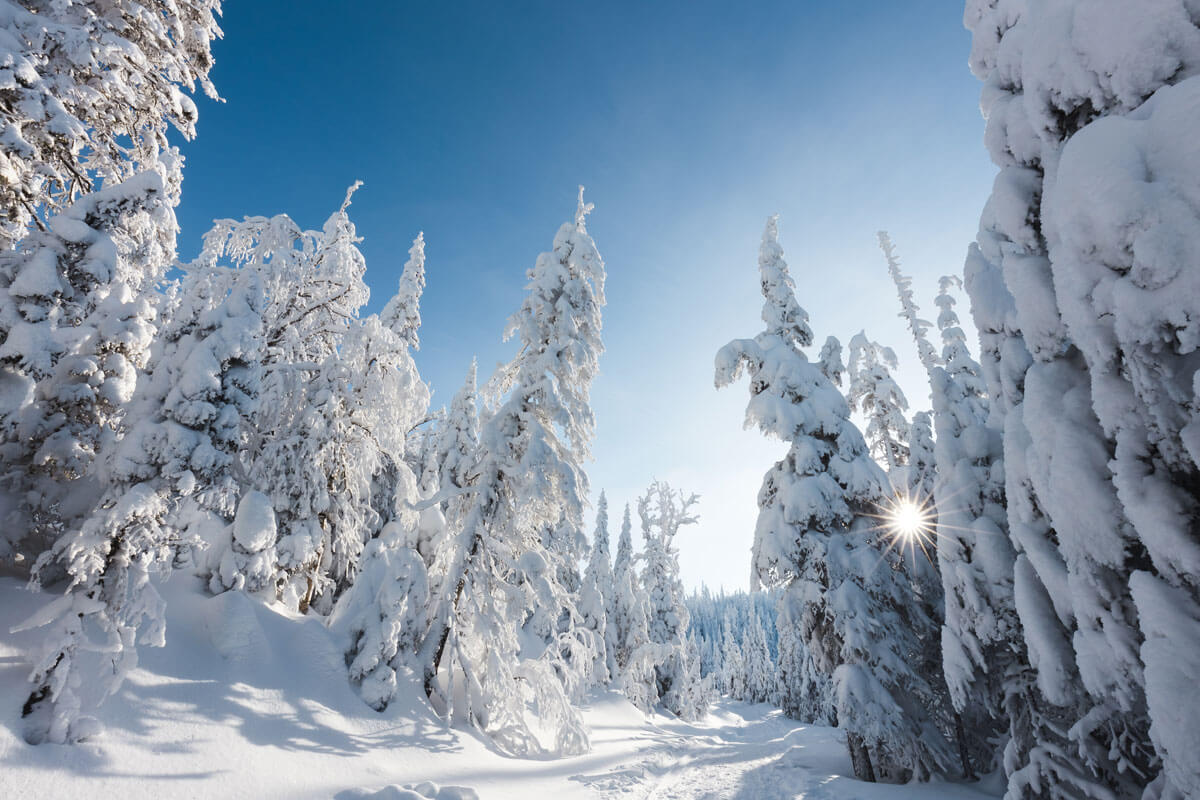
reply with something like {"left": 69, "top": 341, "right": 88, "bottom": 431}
{"left": 1, "top": 2, "right": 1199, "bottom": 799}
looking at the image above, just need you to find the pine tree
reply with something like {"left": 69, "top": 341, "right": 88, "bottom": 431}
{"left": 580, "top": 491, "right": 616, "bottom": 685}
{"left": 742, "top": 608, "right": 774, "bottom": 704}
{"left": 0, "top": 173, "right": 173, "bottom": 567}
{"left": 417, "top": 188, "right": 604, "bottom": 756}
{"left": 716, "top": 215, "right": 954, "bottom": 781}
{"left": 637, "top": 480, "right": 702, "bottom": 718}
{"left": 847, "top": 332, "right": 911, "bottom": 471}
{"left": 878, "top": 231, "right": 939, "bottom": 377}
{"left": 959, "top": 1, "right": 1199, "bottom": 793}
{"left": 19, "top": 258, "right": 264, "bottom": 744}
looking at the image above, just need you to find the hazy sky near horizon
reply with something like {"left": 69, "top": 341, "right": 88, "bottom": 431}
{"left": 173, "top": 0, "right": 996, "bottom": 592}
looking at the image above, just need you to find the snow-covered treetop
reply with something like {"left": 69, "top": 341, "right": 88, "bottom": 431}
{"left": 878, "top": 231, "right": 939, "bottom": 377}
{"left": 381, "top": 232, "right": 426, "bottom": 350}
{"left": 500, "top": 185, "right": 606, "bottom": 504}
{"left": 192, "top": 186, "right": 370, "bottom": 363}
{"left": 758, "top": 215, "right": 812, "bottom": 348}
{"left": 934, "top": 276, "right": 986, "bottom": 398}
{"left": 819, "top": 336, "right": 845, "bottom": 387}
{"left": 847, "top": 332, "right": 910, "bottom": 470}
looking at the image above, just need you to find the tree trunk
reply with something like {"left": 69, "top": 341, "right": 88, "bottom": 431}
{"left": 847, "top": 731, "right": 876, "bottom": 782}
{"left": 954, "top": 712, "right": 975, "bottom": 779}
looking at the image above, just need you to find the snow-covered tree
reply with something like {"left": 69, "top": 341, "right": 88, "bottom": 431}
{"left": 417, "top": 188, "right": 604, "bottom": 756}
{"left": 818, "top": 335, "right": 845, "bottom": 387}
{"left": 719, "top": 609, "right": 746, "bottom": 699}
{"left": 0, "top": 173, "right": 173, "bottom": 567}
{"left": 611, "top": 501, "right": 650, "bottom": 683}
{"left": 959, "top": 2, "right": 1200, "bottom": 793}
{"left": 879, "top": 231, "right": 939, "bottom": 377}
{"left": 717, "top": 215, "right": 954, "bottom": 782}
{"left": 580, "top": 491, "right": 616, "bottom": 685}
{"left": 19, "top": 258, "right": 264, "bottom": 744}
{"left": 0, "top": 0, "right": 222, "bottom": 248}
{"left": 637, "top": 480, "right": 702, "bottom": 718}
{"left": 847, "top": 332, "right": 911, "bottom": 471}
{"left": 380, "top": 233, "right": 425, "bottom": 351}
{"left": 742, "top": 608, "right": 774, "bottom": 704}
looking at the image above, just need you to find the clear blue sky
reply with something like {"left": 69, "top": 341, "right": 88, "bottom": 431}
{"left": 174, "top": 0, "right": 996, "bottom": 592}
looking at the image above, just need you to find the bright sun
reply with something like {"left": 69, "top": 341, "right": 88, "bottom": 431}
{"left": 883, "top": 495, "right": 935, "bottom": 548}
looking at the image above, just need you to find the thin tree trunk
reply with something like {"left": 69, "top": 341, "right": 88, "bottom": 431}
{"left": 954, "top": 712, "right": 975, "bottom": 779}
{"left": 847, "top": 731, "right": 876, "bottom": 782}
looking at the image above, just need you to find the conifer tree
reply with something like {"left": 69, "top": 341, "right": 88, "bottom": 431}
{"left": 847, "top": 332, "right": 911, "bottom": 471}
{"left": 580, "top": 491, "right": 616, "bottom": 684}
{"left": 19, "top": 258, "right": 264, "bottom": 744}
{"left": 717, "top": 215, "right": 953, "bottom": 781}
{"left": 417, "top": 189, "right": 604, "bottom": 756}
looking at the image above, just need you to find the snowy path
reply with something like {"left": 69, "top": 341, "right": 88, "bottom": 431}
{"left": 1, "top": 578, "right": 997, "bottom": 800}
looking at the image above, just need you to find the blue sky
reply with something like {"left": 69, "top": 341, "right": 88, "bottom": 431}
{"left": 174, "top": 0, "right": 996, "bottom": 592}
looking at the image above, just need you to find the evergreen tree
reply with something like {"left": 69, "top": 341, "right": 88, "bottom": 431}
{"left": 580, "top": 491, "right": 616, "bottom": 685}
{"left": 19, "top": 258, "right": 264, "bottom": 744}
{"left": 417, "top": 189, "right": 604, "bottom": 756}
{"left": 847, "top": 332, "right": 911, "bottom": 471}
{"left": 742, "top": 608, "right": 774, "bottom": 704}
{"left": 959, "top": 1, "right": 1200, "bottom": 793}
{"left": 716, "top": 215, "right": 954, "bottom": 782}
{"left": 637, "top": 480, "right": 702, "bottom": 718}
{"left": 0, "top": 173, "right": 173, "bottom": 567}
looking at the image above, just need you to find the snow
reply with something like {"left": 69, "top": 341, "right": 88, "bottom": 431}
{"left": 0, "top": 575, "right": 1001, "bottom": 799}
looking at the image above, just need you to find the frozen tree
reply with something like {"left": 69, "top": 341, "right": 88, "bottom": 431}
{"left": 580, "top": 491, "right": 616, "bottom": 685}
{"left": 847, "top": 332, "right": 910, "bottom": 471}
{"left": 193, "top": 187, "right": 407, "bottom": 612}
{"left": 959, "top": 1, "right": 1200, "bottom": 794}
{"left": 879, "top": 231, "right": 939, "bottom": 377}
{"left": 329, "top": 468, "right": 428, "bottom": 713}
{"left": 435, "top": 360, "right": 480, "bottom": 519}
{"left": 719, "top": 609, "right": 746, "bottom": 699}
{"left": 742, "top": 608, "right": 774, "bottom": 704}
{"left": 818, "top": 335, "right": 845, "bottom": 387}
{"left": 0, "top": 0, "right": 222, "bottom": 247}
{"left": 417, "top": 189, "right": 604, "bottom": 756}
{"left": 716, "top": 215, "right": 953, "bottom": 782}
{"left": 611, "top": 503, "right": 647, "bottom": 671}
{"left": 0, "top": 173, "right": 173, "bottom": 567}
{"left": 380, "top": 233, "right": 425, "bottom": 350}
{"left": 19, "top": 258, "right": 264, "bottom": 744}
{"left": 637, "top": 480, "right": 702, "bottom": 718}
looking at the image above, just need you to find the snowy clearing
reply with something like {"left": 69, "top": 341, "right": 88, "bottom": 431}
{"left": 0, "top": 576, "right": 996, "bottom": 799}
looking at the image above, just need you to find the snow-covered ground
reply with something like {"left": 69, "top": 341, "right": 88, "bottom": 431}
{"left": 0, "top": 576, "right": 999, "bottom": 799}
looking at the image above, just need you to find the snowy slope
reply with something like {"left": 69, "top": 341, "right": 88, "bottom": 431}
{"left": 1, "top": 577, "right": 999, "bottom": 799}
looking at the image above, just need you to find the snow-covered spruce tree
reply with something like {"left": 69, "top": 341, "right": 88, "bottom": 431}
{"left": 580, "top": 491, "right": 616, "bottom": 685}
{"left": 0, "top": 0, "right": 222, "bottom": 248}
{"left": 742, "top": 607, "right": 774, "bottom": 704}
{"left": 719, "top": 608, "right": 746, "bottom": 699}
{"left": 416, "top": 189, "right": 604, "bottom": 756}
{"left": 960, "top": 2, "right": 1200, "bottom": 794}
{"left": 716, "top": 215, "right": 954, "bottom": 782}
{"left": 434, "top": 360, "right": 480, "bottom": 523}
{"left": 818, "top": 335, "right": 845, "bottom": 387}
{"left": 927, "top": 274, "right": 1014, "bottom": 778}
{"left": 0, "top": 173, "right": 173, "bottom": 567}
{"left": 846, "top": 332, "right": 911, "bottom": 471}
{"left": 1046, "top": 66, "right": 1200, "bottom": 800}
{"left": 19, "top": 259, "right": 264, "bottom": 744}
{"left": 878, "top": 231, "right": 939, "bottom": 378}
{"left": 637, "top": 480, "right": 703, "bottom": 718}
{"left": 611, "top": 500, "right": 655, "bottom": 708}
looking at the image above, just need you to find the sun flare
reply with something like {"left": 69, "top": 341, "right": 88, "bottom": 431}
{"left": 882, "top": 494, "right": 935, "bottom": 549}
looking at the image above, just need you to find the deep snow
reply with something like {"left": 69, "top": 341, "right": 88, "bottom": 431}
{"left": 1, "top": 576, "right": 999, "bottom": 799}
